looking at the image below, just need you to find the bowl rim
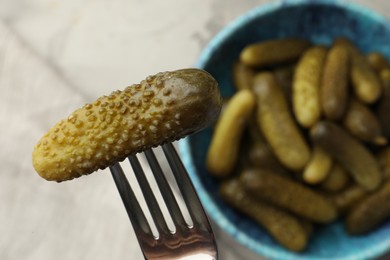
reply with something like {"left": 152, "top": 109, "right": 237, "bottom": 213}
{"left": 180, "top": 0, "right": 390, "bottom": 259}
{"left": 196, "top": 0, "right": 390, "bottom": 72}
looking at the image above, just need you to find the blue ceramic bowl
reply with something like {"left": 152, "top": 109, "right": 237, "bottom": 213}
{"left": 179, "top": 0, "right": 390, "bottom": 259}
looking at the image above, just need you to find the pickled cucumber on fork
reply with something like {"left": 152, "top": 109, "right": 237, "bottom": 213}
{"left": 33, "top": 69, "right": 222, "bottom": 182}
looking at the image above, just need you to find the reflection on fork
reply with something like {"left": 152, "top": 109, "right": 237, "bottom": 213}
{"left": 109, "top": 143, "right": 218, "bottom": 260}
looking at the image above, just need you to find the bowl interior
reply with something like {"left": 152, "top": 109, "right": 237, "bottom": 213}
{"left": 180, "top": 1, "right": 390, "bottom": 259}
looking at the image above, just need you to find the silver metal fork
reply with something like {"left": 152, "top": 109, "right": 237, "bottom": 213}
{"left": 109, "top": 143, "right": 218, "bottom": 260}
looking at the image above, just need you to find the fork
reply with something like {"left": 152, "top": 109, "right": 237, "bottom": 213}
{"left": 109, "top": 142, "right": 218, "bottom": 260}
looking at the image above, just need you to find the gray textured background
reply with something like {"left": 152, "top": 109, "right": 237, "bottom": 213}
{"left": 1, "top": 1, "right": 390, "bottom": 259}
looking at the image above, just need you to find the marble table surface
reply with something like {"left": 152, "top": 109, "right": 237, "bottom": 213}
{"left": 1, "top": 0, "right": 390, "bottom": 259}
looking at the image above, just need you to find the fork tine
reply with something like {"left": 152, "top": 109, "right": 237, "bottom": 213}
{"left": 128, "top": 155, "right": 171, "bottom": 237}
{"left": 162, "top": 143, "right": 212, "bottom": 231}
{"left": 109, "top": 163, "right": 153, "bottom": 238}
{"left": 144, "top": 149, "right": 188, "bottom": 231}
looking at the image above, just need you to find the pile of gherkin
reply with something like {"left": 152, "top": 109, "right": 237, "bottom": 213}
{"left": 206, "top": 37, "right": 390, "bottom": 252}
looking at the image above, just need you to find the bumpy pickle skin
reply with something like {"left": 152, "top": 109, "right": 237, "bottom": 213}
{"left": 241, "top": 169, "right": 337, "bottom": 223}
{"left": 346, "top": 181, "right": 390, "bottom": 235}
{"left": 321, "top": 45, "right": 350, "bottom": 120}
{"left": 293, "top": 46, "right": 327, "bottom": 128}
{"left": 219, "top": 178, "right": 309, "bottom": 252}
{"left": 310, "top": 121, "right": 382, "bottom": 191}
{"left": 342, "top": 98, "right": 387, "bottom": 145}
{"left": 240, "top": 38, "right": 311, "bottom": 68}
{"left": 253, "top": 72, "right": 310, "bottom": 171}
{"left": 33, "top": 69, "right": 222, "bottom": 182}
{"left": 206, "top": 89, "right": 256, "bottom": 177}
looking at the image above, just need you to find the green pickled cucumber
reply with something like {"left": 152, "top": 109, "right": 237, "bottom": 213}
{"left": 246, "top": 117, "right": 290, "bottom": 176}
{"left": 207, "top": 89, "right": 256, "bottom": 177}
{"left": 346, "top": 181, "right": 390, "bottom": 235}
{"left": 335, "top": 38, "right": 382, "bottom": 104}
{"left": 321, "top": 45, "right": 350, "bottom": 120}
{"left": 240, "top": 169, "right": 337, "bottom": 223}
{"left": 232, "top": 61, "right": 255, "bottom": 90}
{"left": 311, "top": 121, "right": 382, "bottom": 191}
{"left": 253, "top": 72, "right": 310, "bottom": 171}
{"left": 366, "top": 52, "right": 389, "bottom": 72}
{"left": 302, "top": 145, "right": 333, "bottom": 185}
{"left": 273, "top": 64, "right": 296, "bottom": 104}
{"left": 293, "top": 46, "right": 327, "bottom": 128}
{"left": 329, "top": 185, "right": 367, "bottom": 214}
{"left": 351, "top": 55, "right": 382, "bottom": 104}
{"left": 33, "top": 69, "right": 222, "bottom": 182}
{"left": 321, "top": 163, "right": 350, "bottom": 192}
{"left": 342, "top": 98, "right": 387, "bottom": 145}
{"left": 240, "top": 38, "right": 311, "bottom": 68}
{"left": 219, "top": 178, "right": 309, "bottom": 251}
{"left": 342, "top": 147, "right": 390, "bottom": 230}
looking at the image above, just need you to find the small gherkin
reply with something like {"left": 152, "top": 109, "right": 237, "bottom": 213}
{"left": 32, "top": 69, "right": 222, "bottom": 182}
